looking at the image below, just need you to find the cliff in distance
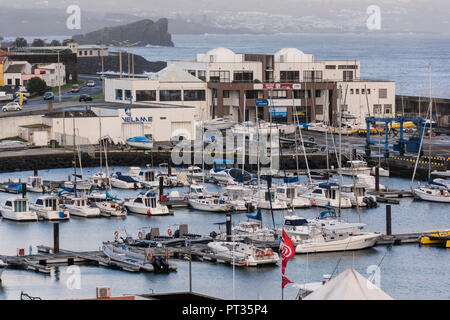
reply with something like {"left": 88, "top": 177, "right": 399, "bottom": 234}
{"left": 72, "top": 18, "right": 174, "bottom": 47}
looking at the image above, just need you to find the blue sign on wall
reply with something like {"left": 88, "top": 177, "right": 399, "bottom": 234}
{"left": 255, "top": 99, "right": 269, "bottom": 107}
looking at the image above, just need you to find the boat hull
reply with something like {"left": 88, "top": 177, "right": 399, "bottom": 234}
{"left": 295, "top": 233, "right": 379, "bottom": 254}
{"left": 413, "top": 189, "right": 450, "bottom": 203}
{"left": 124, "top": 203, "right": 171, "bottom": 216}
{"left": 188, "top": 199, "right": 232, "bottom": 212}
{"left": 0, "top": 209, "right": 38, "bottom": 222}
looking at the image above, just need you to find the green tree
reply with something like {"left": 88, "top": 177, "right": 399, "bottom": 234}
{"left": 62, "top": 39, "right": 73, "bottom": 46}
{"left": 14, "top": 37, "right": 28, "bottom": 47}
{"left": 50, "top": 40, "right": 61, "bottom": 46}
{"left": 26, "top": 77, "right": 49, "bottom": 96}
{"left": 32, "top": 38, "right": 46, "bottom": 47}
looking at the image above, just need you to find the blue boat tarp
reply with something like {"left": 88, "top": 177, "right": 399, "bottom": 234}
{"left": 106, "top": 189, "right": 121, "bottom": 201}
{"left": 127, "top": 136, "right": 152, "bottom": 143}
{"left": 283, "top": 176, "right": 299, "bottom": 183}
{"left": 428, "top": 178, "right": 446, "bottom": 187}
{"left": 319, "top": 182, "right": 338, "bottom": 189}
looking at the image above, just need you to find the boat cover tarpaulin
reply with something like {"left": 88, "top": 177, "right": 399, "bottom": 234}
{"left": 304, "top": 268, "right": 393, "bottom": 300}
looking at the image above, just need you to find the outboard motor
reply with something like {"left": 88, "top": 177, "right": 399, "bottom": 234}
{"left": 209, "top": 231, "right": 218, "bottom": 239}
{"left": 152, "top": 256, "right": 170, "bottom": 273}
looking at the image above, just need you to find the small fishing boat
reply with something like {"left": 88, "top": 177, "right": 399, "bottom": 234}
{"left": 431, "top": 170, "right": 450, "bottom": 178}
{"left": 0, "top": 197, "right": 38, "bottom": 222}
{"left": 207, "top": 241, "right": 279, "bottom": 267}
{"left": 26, "top": 176, "right": 47, "bottom": 193}
{"left": 64, "top": 178, "right": 92, "bottom": 191}
{"left": 126, "top": 136, "right": 153, "bottom": 150}
{"left": 230, "top": 210, "right": 277, "bottom": 242}
{"left": 188, "top": 197, "right": 232, "bottom": 212}
{"left": 276, "top": 185, "right": 312, "bottom": 208}
{"left": 222, "top": 185, "right": 255, "bottom": 212}
{"left": 88, "top": 172, "right": 110, "bottom": 189}
{"left": 102, "top": 244, "right": 157, "bottom": 272}
{"left": 253, "top": 188, "right": 288, "bottom": 210}
{"left": 30, "top": 196, "right": 70, "bottom": 221}
{"left": 64, "top": 197, "right": 101, "bottom": 218}
{"left": 339, "top": 161, "right": 372, "bottom": 176}
{"left": 95, "top": 201, "right": 127, "bottom": 217}
{"left": 110, "top": 172, "right": 141, "bottom": 189}
{"left": 299, "top": 183, "right": 353, "bottom": 209}
{"left": 123, "top": 190, "right": 171, "bottom": 216}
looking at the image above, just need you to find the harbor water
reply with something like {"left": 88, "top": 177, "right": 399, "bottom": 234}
{"left": 0, "top": 166, "right": 448, "bottom": 300}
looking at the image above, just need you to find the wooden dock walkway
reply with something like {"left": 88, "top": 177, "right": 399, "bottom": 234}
{"left": 375, "top": 233, "right": 421, "bottom": 245}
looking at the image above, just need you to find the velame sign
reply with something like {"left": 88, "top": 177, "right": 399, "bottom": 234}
{"left": 254, "top": 83, "right": 301, "bottom": 90}
{"left": 122, "top": 108, "right": 153, "bottom": 123}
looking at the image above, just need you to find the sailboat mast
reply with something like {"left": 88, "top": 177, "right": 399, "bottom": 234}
{"left": 338, "top": 85, "right": 343, "bottom": 219}
{"left": 428, "top": 64, "right": 433, "bottom": 180}
{"left": 72, "top": 113, "right": 77, "bottom": 196}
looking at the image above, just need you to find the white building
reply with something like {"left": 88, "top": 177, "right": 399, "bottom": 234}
{"left": 106, "top": 47, "right": 395, "bottom": 126}
{"left": 105, "top": 65, "right": 209, "bottom": 121}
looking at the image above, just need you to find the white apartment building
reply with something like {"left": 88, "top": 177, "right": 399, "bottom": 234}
{"left": 106, "top": 47, "right": 395, "bottom": 126}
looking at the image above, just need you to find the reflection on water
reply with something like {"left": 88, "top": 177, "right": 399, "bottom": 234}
{"left": 0, "top": 167, "right": 449, "bottom": 300}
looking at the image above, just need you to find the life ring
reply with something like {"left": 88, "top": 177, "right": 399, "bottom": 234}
{"left": 265, "top": 248, "right": 274, "bottom": 257}
{"left": 168, "top": 228, "right": 173, "bottom": 237}
{"left": 257, "top": 250, "right": 265, "bottom": 258}
{"left": 138, "top": 231, "right": 143, "bottom": 239}
{"left": 444, "top": 191, "right": 449, "bottom": 197}
{"left": 147, "top": 251, "right": 153, "bottom": 260}
{"left": 114, "top": 230, "right": 119, "bottom": 239}
{"left": 165, "top": 252, "right": 171, "bottom": 259}
{"left": 115, "top": 206, "right": 121, "bottom": 211}
{"left": 312, "top": 200, "right": 317, "bottom": 205}
{"left": 253, "top": 227, "right": 257, "bottom": 232}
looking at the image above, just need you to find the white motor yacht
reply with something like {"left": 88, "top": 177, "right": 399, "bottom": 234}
{"left": 188, "top": 196, "right": 232, "bottom": 212}
{"left": 95, "top": 201, "right": 127, "bottom": 217}
{"left": 412, "top": 185, "right": 450, "bottom": 203}
{"left": 207, "top": 241, "right": 279, "bottom": 267}
{"left": 339, "top": 160, "right": 372, "bottom": 176}
{"left": 64, "top": 197, "right": 101, "bottom": 218}
{"left": 253, "top": 188, "right": 288, "bottom": 210}
{"left": 110, "top": 172, "right": 141, "bottom": 189}
{"left": 341, "top": 185, "right": 378, "bottom": 208}
{"left": 123, "top": 190, "right": 171, "bottom": 216}
{"left": 299, "top": 183, "right": 353, "bottom": 208}
{"left": 30, "top": 196, "right": 70, "bottom": 220}
{"left": 0, "top": 197, "right": 38, "bottom": 222}
{"left": 276, "top": 185, "right": 312, "bottom": 208}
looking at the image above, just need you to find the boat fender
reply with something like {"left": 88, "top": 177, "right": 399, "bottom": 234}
{"left": 168, "top": 228, "right": 173, "bottom": 237}
{"left": 138, "top": 232, "right": 143, "bottom": 240}
{"left": 115, "top": 206, "right": 121, "bottom": 211}
{"left": 147, "top": 251, "right": 153, "bottom": 261}
{"left": 114, "top": 230, "right": 119, "bottom": 240}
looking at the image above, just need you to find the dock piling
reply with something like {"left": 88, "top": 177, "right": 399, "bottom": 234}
{"left": 226, "top": 213, "right": 232, "bottom": 242}
{"left": 386, "top": 205, "right": 392, "bottom": 236}
{"left": 53, "top": 223, "right": 60, "bottom": 254}
{"left": 375, "top": 166, "right": 380, "bottom": 192}
{"left": 21, "top": 182, "right": 27, "bottom": 198}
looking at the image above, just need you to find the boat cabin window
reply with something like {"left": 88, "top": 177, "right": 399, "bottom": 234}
{"left": 45, "top": 198, "right": 58, "bottom": 209}
{"left": 5, "top": 201, "right": 12, "bottom": 207}
{"left": 325, "top": 189, "right": 337, "bottom": 199}
{"left": 76, "top": 199, "right": 86, "bottom": 206}
{"left": 265, "top": 191, "right": 275, "bottom": 202}
{"left": 145, "top": 171, "right": 155, "bottom": 181}
{"left": 144, "top": 197, "right": 157, "bottom": 208}
{"left": 277, "top": 188, "right": 286, "bottom": 195}
{"left": 313, "top": 189, "right": 322, "bottom": 194}
{"left": 14, "top": 200, "right": 27, "bottom": 212}
{"left": 286, "top": 188, "right": 296, "bottom": 199}
{"left": 36, "top": 199, "right": 44, "bottom": 205}
{"left": 135, "top": 197, "right": 143, "bottom": 204}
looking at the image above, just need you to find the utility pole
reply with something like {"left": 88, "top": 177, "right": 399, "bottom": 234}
{"left": 112, "top": 40, "right": 129, "bottom": 78}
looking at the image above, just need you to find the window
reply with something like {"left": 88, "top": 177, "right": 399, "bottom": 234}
{"left": 367, "top": 89, "right": 371, "bottom": 94}
{"left": 293, "top": 90, "right": 310, "bottom": 99}
{"left": 7, "top": 79, "right": 12, "bottom": 85}
{"left": 78, "top": 51, "right": 82, "bottom": 56}
{"left": 198, "top": 70, "right": 206, "bottom": 81}
{"left": 136, "top": 90, "right": 156, "bottom": 101}
{"left": 303, "top": 70, "right": 323, "bottom": 82}
{"left": 384, "top": 104, "right": 392, "bottom": 114}
{"left": 223, "top": 90, "right": 230, "bottom": 98}
{"left": 379, "top": 88, "right": 388, "bottom": 99}
{"left": 341, "top": 104, "right": 348, "bottom": 112}
{"left": 355, "top": 89, "right": 359, "bottom": 94}
{"left": 315, "top": 105, "right": 324, "bottom": 115}
{"left": 350, "top": 89, "right": 354, "bottom": 94}
{"left": 338, "top": 65, "right": 358, "bottom": 69}
{"left": 325, "top": 65, "right": 336, "bottom": 69}
{"left": 187, "top": 70, "right": 196, "bottom": 77}
{"left": 210, "top": 71, "right": 230, "bottom": 83}
{"left": 269, "top": 90, "right": 287, "bottom": 99}
{"left": 315, "top": 90, "right": 321, "bottom": 98}
{"left": 15, "top": 79, "right": 20, "bottom": 86}
{"left": 343, "top": 70, "right": 353, "bottom": 81}
{"left": 184, "top": 90, "right": 206, "bottom": 101}
{"left": 159, "top": 90, "right": 182, "bottom": 101}
{"left": 361, "top": 88, "right": 365, "bottom": 94}
{"left": 124, "top": 90, "right": 132, "bottom": 101}
{"left": 89, "top": 50, "right": 93, "bottom": 56}
{"left": 233, "top": 71, "right": 253, "bottom": 82}
{"left": 373, "top": 104, "right": 382, "bottom": 114}
{"left": 115, "top": 89, "right": 123, "bottom": 100}
{"left": 245, "top": 90, "right": 262, "bottom": 99}
{"left": 280, "top": 71, "right": 299, "bottom": 82}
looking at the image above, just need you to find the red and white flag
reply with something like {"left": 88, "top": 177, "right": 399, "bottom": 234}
{"left": 281, "top": 229, "right": 295, "bottom": 275}
{"left": 282, "top": 274, "right": 293, "bottom": 289}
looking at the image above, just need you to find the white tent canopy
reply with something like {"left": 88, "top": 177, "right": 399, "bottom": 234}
{"left": 304, "top": 267, "right": 394, "bottom": 300}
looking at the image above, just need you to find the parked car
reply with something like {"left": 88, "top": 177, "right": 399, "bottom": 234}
{"left": 2, "top": 102, "right": 22, "bottom": 112}
{"left": 43, "top": 92, "right": 55, "bottom": 100}
{"left": 14, "top": 96, "right": 28, "bottom": 104}
{"left": 86, "top": 80, "right": 96, "bottom": 87}
{"left": 71, "top": 84, "right": 80, "bottom": 93}
{"left": 79, "top": 94, "right": 93, "bottom": 102}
